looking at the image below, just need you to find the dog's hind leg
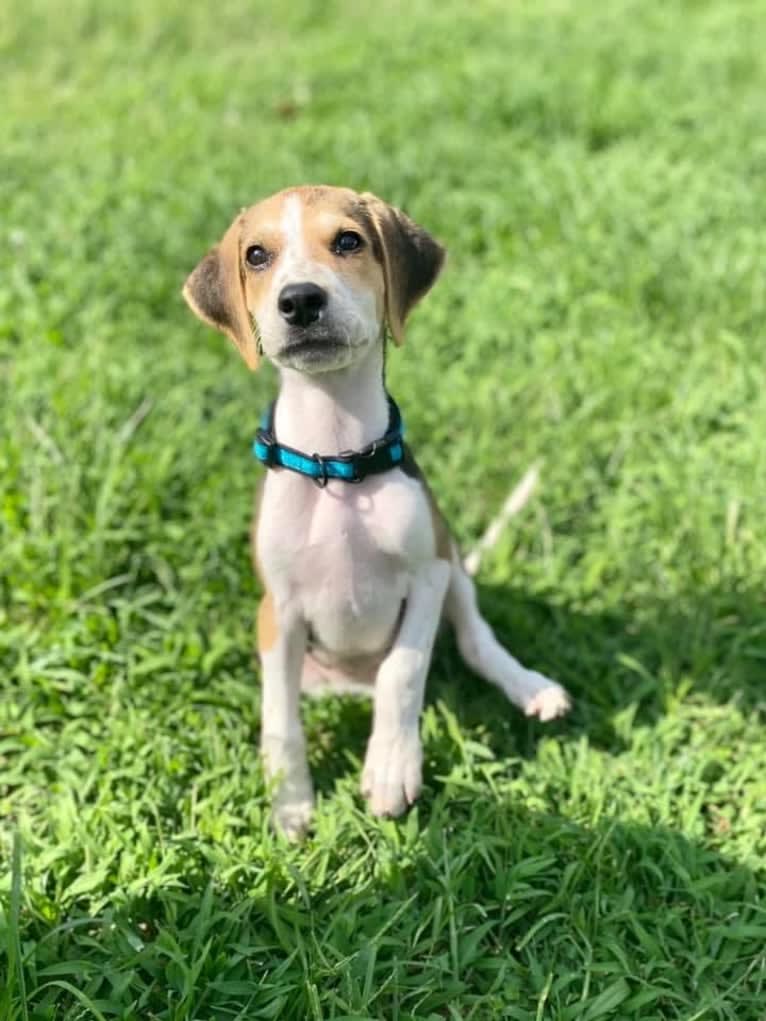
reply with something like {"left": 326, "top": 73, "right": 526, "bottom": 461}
{"left": 443, "top": 549, "right": 571, "bottom": 721}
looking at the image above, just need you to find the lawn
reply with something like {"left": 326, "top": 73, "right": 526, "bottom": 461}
{"left": 2, "top": 0, "right": 766, "bottom": 1017}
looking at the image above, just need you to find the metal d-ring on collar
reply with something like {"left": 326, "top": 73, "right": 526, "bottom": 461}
{"left": 252, "top": 394, "right": 405, "bottom": 486}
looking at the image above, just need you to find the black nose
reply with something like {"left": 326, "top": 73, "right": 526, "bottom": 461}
{"left": 278, "top": 282, "right": 328, "bottom": 327}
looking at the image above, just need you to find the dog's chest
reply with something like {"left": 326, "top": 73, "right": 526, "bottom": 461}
{"left": 257, "top": 469, "right": 433, "bottom": 653}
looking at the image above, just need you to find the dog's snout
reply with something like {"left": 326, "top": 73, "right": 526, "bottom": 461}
{"left": 278, "top": 282, "right": 328, "bottom": 327}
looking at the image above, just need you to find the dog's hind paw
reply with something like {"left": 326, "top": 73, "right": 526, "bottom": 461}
{"left": 524, "top": 681, "right": 572, "bottom": 722}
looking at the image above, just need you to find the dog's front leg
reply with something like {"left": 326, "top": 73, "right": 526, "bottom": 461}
{"left": 362, "top": 560, "right": 451, "bottom": 817}
{"left": 258, "top": 594, "right": 314, "bottom": 838}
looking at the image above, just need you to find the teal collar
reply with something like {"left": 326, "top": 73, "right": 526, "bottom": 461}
{"left": 253, "top": 394, "right": 405, "bottom": 487}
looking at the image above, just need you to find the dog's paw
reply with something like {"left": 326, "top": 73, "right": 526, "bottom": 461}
{"left": 361, "top": 729, "right": 422, "bottom": 817}
{"left": 273, "top": 794, "right": 314, "bottom": 841}
{"left": 524, "top": 677, "right": 572, "bottom": 722}
{"left": 262, "top": 735, "right": 315, "bottom": 840}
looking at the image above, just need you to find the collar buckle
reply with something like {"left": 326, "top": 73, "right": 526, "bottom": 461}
{"left": 334, "top": 449, "right": 364, "bottom": 484}
{"left": 311, "top": 453, "right": 328, "bottom": 488}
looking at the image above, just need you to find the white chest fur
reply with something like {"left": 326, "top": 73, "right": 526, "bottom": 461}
{"left": 256, "top": 467, "right": 435, "bottom": 657}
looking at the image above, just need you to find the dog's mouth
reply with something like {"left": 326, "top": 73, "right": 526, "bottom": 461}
{"left": 277, "top": 329, "right": 351, "bottom": 369}
{"left": 285, "top": 337, "right": 346, "bottom": 357}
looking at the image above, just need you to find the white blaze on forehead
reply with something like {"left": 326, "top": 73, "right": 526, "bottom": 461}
{"left": 280, "top": 192, "right": 309, "bottom": 268}
{"left": 273, "top": 191, "right": 342, "bottom": 296}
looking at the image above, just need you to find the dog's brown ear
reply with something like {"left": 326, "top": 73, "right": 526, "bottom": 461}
{"left": 182, "top": 217, "right": 260, "bottom": 370}
{"left": 362, "top": 194, "right": 445, "bottom": 345}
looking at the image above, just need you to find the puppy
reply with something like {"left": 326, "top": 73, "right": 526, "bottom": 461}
{"left": 183, "top": 185, "right": 571, "bottom": 836}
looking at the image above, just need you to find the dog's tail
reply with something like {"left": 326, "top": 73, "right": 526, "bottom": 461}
{"left": 462, "top": 463, "right": 540, "bottom": 576}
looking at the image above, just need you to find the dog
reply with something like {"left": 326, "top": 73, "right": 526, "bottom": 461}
{"left": 183, "top": 185, "right": 571, "bottom": 837}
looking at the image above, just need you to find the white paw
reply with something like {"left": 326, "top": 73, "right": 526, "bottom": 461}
{"left": 361, "top": 729, "right": 422, "bottom": 817}
{"left": 262, "top": 735, "right": 315, "bottom": 839}
{"left": 273, "top": 794, "right": 314, "bottom": 841}
{"left": 524, "top": 676, "right": 572, "bottom": 722}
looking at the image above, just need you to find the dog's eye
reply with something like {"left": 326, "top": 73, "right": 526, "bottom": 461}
{"left": 333, "top": 230, "right": 363, "bottom": 255}
{"left": 245, "top": 245, "right": 270, "bottom": 269}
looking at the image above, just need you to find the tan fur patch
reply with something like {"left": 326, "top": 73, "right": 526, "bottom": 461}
{"left": 257, "top": 591, "right": 278, "bottom": 653}
{"left": 427, "top": 488, "right": 453, "bottom": 562}
{"left": 400, "top": 446, "right": 453, "bottom": 561}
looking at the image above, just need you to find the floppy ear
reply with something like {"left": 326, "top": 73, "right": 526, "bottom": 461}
{"left": 362, "top": 193, "right": 445, "bottom": 345}
{"left": 182, "top": 217, "right": 260, "bottom": 370}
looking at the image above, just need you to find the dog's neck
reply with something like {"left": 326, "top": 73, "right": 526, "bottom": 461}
{"left": 274, "top": 343, "right": 389, "bottom": 455}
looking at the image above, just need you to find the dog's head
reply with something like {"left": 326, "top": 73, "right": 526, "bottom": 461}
{"left": 182, "top": 186, "right": 445, "bottom": 372}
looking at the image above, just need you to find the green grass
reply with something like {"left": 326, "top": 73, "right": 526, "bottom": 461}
{"left": 2, "top": 0, "right": 766, "bottom": 1017}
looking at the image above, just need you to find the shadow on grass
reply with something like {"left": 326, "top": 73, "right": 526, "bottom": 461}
{"left": 428, "top": 580, "right": 766, "bottom": 755}
{"left": 290, "top": 576, "right": 766, "bottom": 814}
{"left": 304, "top": 577, "right": 765, "bottom": 797}
{"left": 10, "top": 806, "right": 765, "bottom": 1019}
